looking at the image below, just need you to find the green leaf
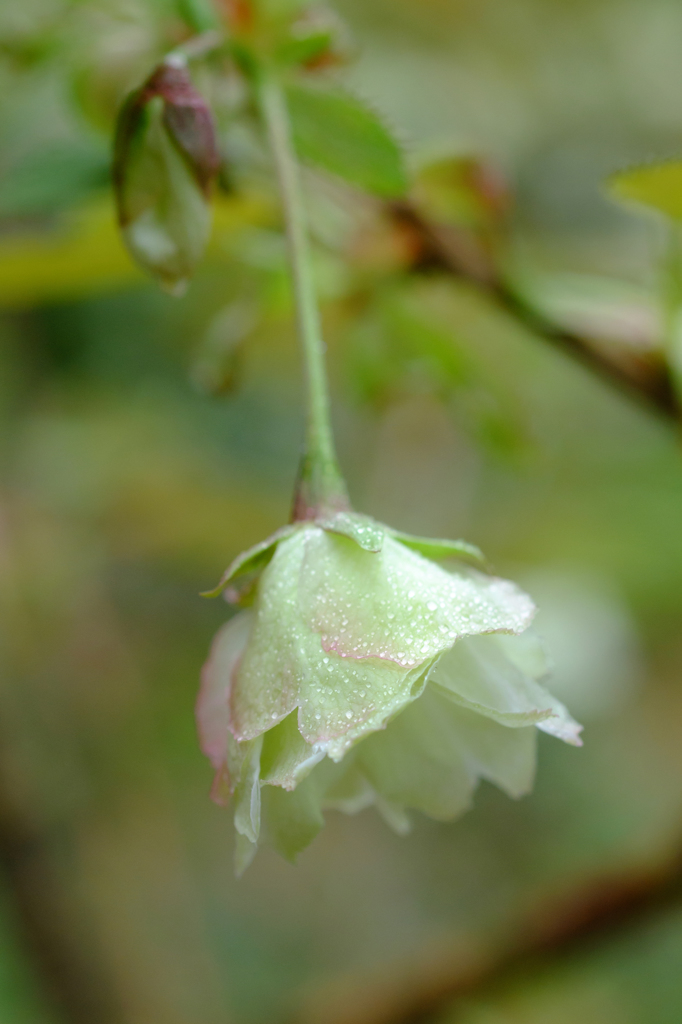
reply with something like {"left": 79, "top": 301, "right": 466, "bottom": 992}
{"left": 389, "top": 529, "right": 487, "bottom": 569}
{"left": 412, "top": 154, "right": 508, "bottom": 228}
{"left": 608, "top": 161, "right": 682, "bottom": 220}
{"left": 286, "top": 83, "right": 406, "bottom": 198}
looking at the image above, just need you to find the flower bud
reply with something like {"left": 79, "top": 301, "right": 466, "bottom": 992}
{"left": 113, "top": 60, "right": 220, "bottom": 294}
{"left": 198, "top": 513, "right": 581, "bottom": 872}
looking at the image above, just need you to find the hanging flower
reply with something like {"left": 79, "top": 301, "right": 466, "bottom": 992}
{"left": 197, "top": 512, "right": 581, "bottom": 873}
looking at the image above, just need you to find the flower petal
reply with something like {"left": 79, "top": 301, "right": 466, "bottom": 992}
{"left": 495, "top": 629, "right": 552, "bottom": 680}
{"left": 357, "top": 686, "right": 477, "bottom": 820}
{"left": 431, "top": 634, "right": 583, "bottom": 744}
{"left": 299, "top": 530, "right": 535, "bottom": 668}
{"left": 318, "top": 511, "right": 385, "bottom": 552}
{"left": 229, "top": 531, "right": 309, "bottom": 740}
{"left": 231, "top": 735, "right": 263, "bottom": 844}
{"left": 229, "top": 528, "right": 435, "bottom": 756}
{"left": 234, "top": 832, "right": 257, "bottom": 877}
{"left": 318, "top": 758, "right": 375, "bottom": 814}
{"left": 433, "top": 694, "right": 537, "bottom": 798}
{"left": 298, "top": 651, "right": 432, "bottom": 761}
{"left": 196, "top": 610, "right": 253, "bottom": 769}
{"left": 261, "top": 776, "right": 324, "bottom": 862}
{"left": 259, "top": 712, "right": 325, "bottom": 790}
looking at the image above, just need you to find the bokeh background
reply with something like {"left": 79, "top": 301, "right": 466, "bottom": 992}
{"left": 2, "top": 1, "right": 682, "bottom": 1022}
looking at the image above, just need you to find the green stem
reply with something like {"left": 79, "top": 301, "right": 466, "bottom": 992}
{"left": 258, "top": 69, "right": 349, "bottom": 520}
{"left": 662, "top": 220, "right": 682, "bottom": 403}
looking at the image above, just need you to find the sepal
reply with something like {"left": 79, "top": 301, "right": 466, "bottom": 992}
{"left": 201, "top": 525, "right": 296, "bottom": 598}
{"left": 317, "top": 511, "right": 385, "bottom": 552}
{"left": 389, "top": 529, "right": 487, "bottom": 569}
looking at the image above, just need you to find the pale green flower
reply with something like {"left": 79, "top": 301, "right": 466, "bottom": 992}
{"left": 197, "top": 512, "right": 581, "bottom": 873}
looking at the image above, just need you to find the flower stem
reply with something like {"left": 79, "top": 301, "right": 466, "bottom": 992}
{"left": 662, "top": 220, "right": 682, "bottom": 404}
{"left": 258, "top": 69, "right": 349, "bottom": 520}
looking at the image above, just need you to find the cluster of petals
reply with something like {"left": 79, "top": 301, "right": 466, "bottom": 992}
{"left": 197, "top": 512, "right": 581, "bottom": 872}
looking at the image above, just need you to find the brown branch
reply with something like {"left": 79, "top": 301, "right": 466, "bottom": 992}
{"left": 390, "top": 202, "right": 680, "bottom": 424}
{"left": 295, "top": 845, "right": 682, "bottom": 1024}
{"left": 389, "top": 849, "right": 682, "bottom": 1024}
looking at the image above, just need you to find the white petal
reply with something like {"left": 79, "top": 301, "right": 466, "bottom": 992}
{"left": 432, "top": 694, "right": 538, "bottom": 798}
{"left": 357, "top": 686, "right": 477, "bottom": 820}
{"left": 432, "top": 634, "right": 583, "bottom": 745}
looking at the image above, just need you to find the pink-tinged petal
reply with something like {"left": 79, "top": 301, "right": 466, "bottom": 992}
{"left": 196, "top": 610, "right": 253, "bottom": 769}
{"left": 210, "top": 762, "right": 232, "bottom": 807}
{"left": 299, "top": 530, "right": 535, "bottom": 669}
{"left": 297, "top": 651, "right": 432, "bottom": 761}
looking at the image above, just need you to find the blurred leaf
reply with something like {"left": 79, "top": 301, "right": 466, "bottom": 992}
{"left": 347, "top": 283, "right": 528, "bottom": 459}
{"left": 608, "top": 161, "right": 682, "bottom": 220}
{"left": 0, "top": 142, "right": 110, "bottom": 218}
{"left": 286, "top": 82, "right": 406, "bottom": 197}
{"left": 511, "top": 270, "right": 660, "bottom": 349}
{"left": 191, "top": 298, "right": 260, "bottom": 394}
{"left": 176, "top": 0, "right": 221, "bottom": 33}
{"left": 348, "top": 289, "right": 472, "bottom": 407}
{"left": 278, "top": 31, "right": 335, "bottom": 68}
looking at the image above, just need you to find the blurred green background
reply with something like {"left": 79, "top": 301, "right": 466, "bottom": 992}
{"left": 2, "top": 1, "right": 682, "bottom": 1022}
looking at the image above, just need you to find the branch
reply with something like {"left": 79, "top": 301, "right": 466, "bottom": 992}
{"left": 390, "top": 848, "right": 682, "bottom": 1024}
{"left": 295, "top": 843, "right": 682, "bottom": 1024}
{"left": 389, "top": 202, "right": 680, "bottom": 424}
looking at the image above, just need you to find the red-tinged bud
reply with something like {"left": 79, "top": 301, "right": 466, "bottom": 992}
{"left": 113, "top": 59, "right": 220, "bottom": 294}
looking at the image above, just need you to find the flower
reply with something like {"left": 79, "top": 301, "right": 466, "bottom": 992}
{"left": 197, "top": 512, "right": 581, "bottom": 873}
